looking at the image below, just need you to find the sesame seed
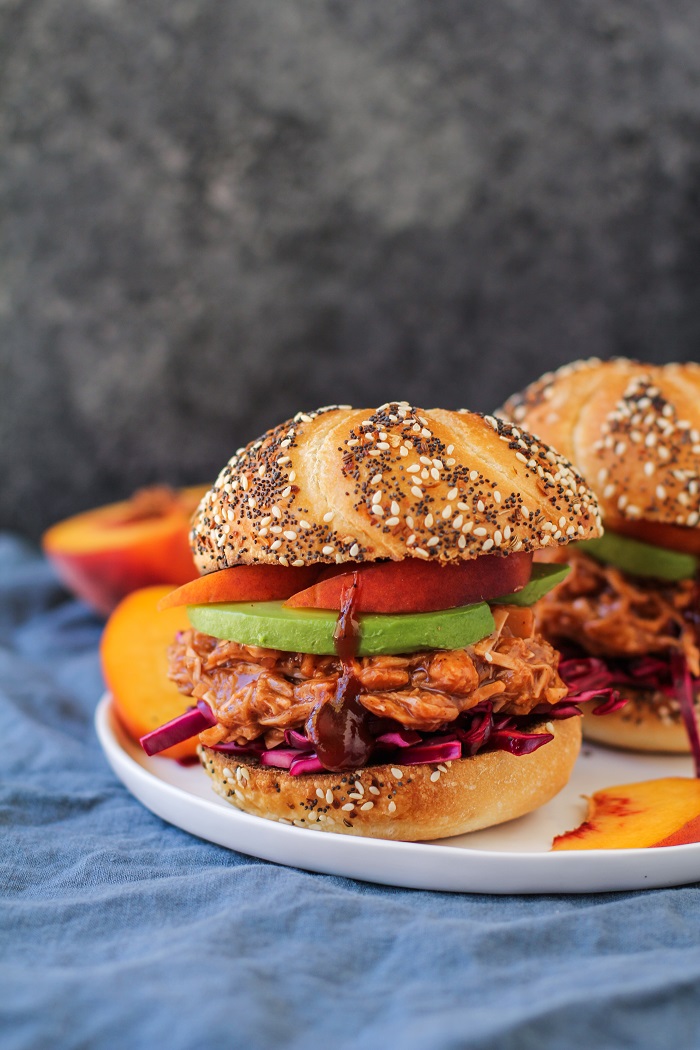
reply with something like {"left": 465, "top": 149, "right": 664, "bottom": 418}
{"left": 656, "top": 485, "right": 666, "bottom": 500}
{"left": 473, "top": 527, "right": 487, "bottom": 537}
{"left": 482, "top": 538, "right": 494, "bottom": 551}
{"left": 430, "top": 770, "right": 440, "bottom": 782}
{"left": 470, "top": 470, "right": 479, "bottom": 481}
{"left": 494, "top": 490, "right": 502, "bottom": 504}
{"left": 372, "top": 491, "right": 382, "bottom": 505}
{"left": 369, "top": 786, "right": 380, "bottom": 795}
{"left": 342, "top": 803, "right": 355, "bottom": 811}
{"left": 322, "top": 545, "right": 335, "bottom": 555}
{"left": 442, "top": 506, "right": 452, "bottom": 519}
{"left": 354, "top": 781, "right": 364, "bottom": 794}
{"left": 644, "top": 462, "right": 655, "bottom": 477}
{"left": 430, "top": 468, "right": 440, "bottom": 481}
{"left": 494, "top": 530, "right": 502, "bottom": 546}
{"left": 283, "top": 530, "right": 297, "bottom": 540}
{"left": 411, "top": 486, "right": 423, "bottom": 498}
{"left": 371, "top": 474, "right": 382, "bottom": 484}
{"left": 270, "top": 539, "right": 282, "bottom": 550}
{"left": 299, "top": 519, "right": 311, "bottom": 529}
{"left": 391, "top": 768, "right": 403, "bottom": 779}
{"left": 350, "top": 543, "right": 360, "bottom": 557}
{"left": 388, "top": 801, "right": 397, "bottom": 813}
{"left": 361, "top": 801, "right": 374, "bottom": 811}
{"left": 427, "top": 537, "right": 440, "bottom": 547}
{"left": 289, "top": 471, "right": 296, "bottom": 481}
{"left": 391, "top": 501, "right": 400, "bottom": 515}
{"left": 325, "top": 789, "right": 334, "bottom": 804}
{"left": 272, "top": 506, "right": 282, "bottom": 519}
{"left": 316, "top": 788, "right": 324, "bottom": 799}
{"left": 386, "top": 517, "right": 400, "bottom": 526}
{"left": 348, "top": 793, "right": 362, "bottom": 801}
{"left": 407, "top": 463, "right": 420, "bottom": 473}
{"left": 424, "top": 513, "right": 434, "bottom": 528}
{"left": 477, "top": 500, "right": 485, "bottom": 512}
{"left": 323, "top": 511, "right": 334, "bottom": 522}
{"left": 371, "top": 505, "right": 384, "bottom": 516}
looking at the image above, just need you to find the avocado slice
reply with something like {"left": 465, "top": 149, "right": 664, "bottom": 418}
{"left": 187, "top": 599, "right": 495, "bottom": 656}
{"left": 580, "top": 531, "right": 698, "bottom": 582}
{"left": 491, "top": 562, "right": 570, "bottom": 606}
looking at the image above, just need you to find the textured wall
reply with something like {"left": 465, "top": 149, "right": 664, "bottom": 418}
{"left": 4, "top": 1, "right": 700, "bottom": 537}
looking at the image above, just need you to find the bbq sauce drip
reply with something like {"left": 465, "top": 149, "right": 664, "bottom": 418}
{"left": 306, "top": 572, "right": 374, "bottom": 771}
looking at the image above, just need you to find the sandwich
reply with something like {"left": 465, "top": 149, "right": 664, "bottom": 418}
{"left": 141, "top": 402, "right": 608, "bottom": 840}
{"left": 501, "top": 359, "right": 700, "bottom": 754}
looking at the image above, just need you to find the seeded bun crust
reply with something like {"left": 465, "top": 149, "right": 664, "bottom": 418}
{"left": 191, "top": 402, "right": 601, "bottom": 574}
{"left": 198, "top": 716, "right": 582, "bottom": 841}
{"left": 582, "top": 688, "right": 700, "bottom": 753}
{"left": 500, "top": 359, "right": 700, "bottom": 530}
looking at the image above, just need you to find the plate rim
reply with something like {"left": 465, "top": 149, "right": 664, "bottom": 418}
{"left": 95, "top": 695, "right": 700, "bottom": 894}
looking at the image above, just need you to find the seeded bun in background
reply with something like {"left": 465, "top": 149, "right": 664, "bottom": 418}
{"left": 191, "top": 402, "right": 602, "bottom": 574}
{"left": 500, "top": 359, "right": 700, "bottom": 534}
{"left": 199, "top": 716, "right": 581, "bottom": 840}
{"left": 581, "top": 694, "right": 692, "bottom": 753}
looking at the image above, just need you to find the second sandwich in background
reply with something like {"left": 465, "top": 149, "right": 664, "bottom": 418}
{"left": 501, "top": 358, "right": 700, "bottom": 754}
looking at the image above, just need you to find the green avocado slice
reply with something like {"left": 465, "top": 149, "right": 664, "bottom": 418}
{"left": 187, "top": 599, "right": 495, "bottom": 656}
{"left": 491, "top": 562, "right": 570, "bottom": 606}
{"left": 580, "top": 531, "right": 698, "bottom": 582}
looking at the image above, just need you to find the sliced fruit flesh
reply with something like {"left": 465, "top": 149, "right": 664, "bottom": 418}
{"left": 551, "top": 778, "right": 700, "bottom": 850}
{"left": 580, "top": 530, "right": 698, "bottom": 581}
{"left": 284, "top": 551, "right": 533, "bottom": 613}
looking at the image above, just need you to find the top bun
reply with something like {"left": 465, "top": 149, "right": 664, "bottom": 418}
{"left": 500, "top": 359, "right": 700, "bottom": 531}
{"left": 191, "top": 402, "right": 601, "bottom": 573}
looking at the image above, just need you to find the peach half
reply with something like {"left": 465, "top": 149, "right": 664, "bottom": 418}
{"left": 101, "top": 585, "right": 196, "bottom": 761}
{"left": 43, "top": 485, "right": 208, "bottom": 616}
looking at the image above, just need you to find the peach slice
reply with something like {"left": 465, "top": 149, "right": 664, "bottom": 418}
{"left": 158, "top": 564, "right": 321, "bottom": 610}
{"left": 101, "top": 585, "right": 196, "bottom": 761}
{"left": 43, "top": 485, "right": 208, "bottom": 615}
{"left": 552, "top": 778, "right": 700, "bottom": 850}
{"left": 285, "top": 552, "right": 533, "bottom": 613}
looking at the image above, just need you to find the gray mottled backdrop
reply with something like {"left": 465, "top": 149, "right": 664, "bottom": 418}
{"left": 3, "top": 0, "right": 700, "bottom": 537}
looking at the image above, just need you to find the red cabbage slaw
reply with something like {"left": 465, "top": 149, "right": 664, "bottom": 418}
{"left": 559, "top": 652, "right": 700, "bottom": 774}
{"left": 138, "top": 698, "right": 588, "bottom": 773}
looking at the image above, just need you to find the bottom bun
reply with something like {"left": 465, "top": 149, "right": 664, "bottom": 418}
{"left": 582, "top": 687, "right": 700, "bottom": 753}
{"left": 199, "top": 717, "right": 582, "bottom": 841}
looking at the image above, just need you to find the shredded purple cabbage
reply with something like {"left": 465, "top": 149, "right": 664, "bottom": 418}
{"left": 198, "top": 701, "right": 573, "bottom": 774}
{"left": 139, "top": 700, "right": 216, "bottom": 756}
{"left": 671, "top": 653, "right": 700, "bottom": 778}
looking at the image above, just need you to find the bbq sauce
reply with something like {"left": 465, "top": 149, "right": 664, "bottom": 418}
{"left": 306, "top": 572, "right": 374, "bottom": 771}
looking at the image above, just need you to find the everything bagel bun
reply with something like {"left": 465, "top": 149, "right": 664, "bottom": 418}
{"left": 500, "top": 359, "right": 700, "bottom": 534}
{"left": 191, "top": 402, "right": 601, "bottom": 574}
{"left": 581, "top": 690, "right": 698, "bottom": 753}
{"left": 199, "top": 716, "right": 582, "bottom": 840}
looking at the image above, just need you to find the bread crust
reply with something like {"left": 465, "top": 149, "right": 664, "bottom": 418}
{"left": 582, "top": 687, "right": 699, "bottom": 753}
{"left": 199, "top": 716, "right": 582, "bottom": 841}
{"left": 500, "top": 359, "right": 700, "bottom": 530}
{"left": 190, "top": 403, "right": 601, "bottom": 573}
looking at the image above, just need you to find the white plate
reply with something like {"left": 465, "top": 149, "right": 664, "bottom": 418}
{"left": 96, "top": 695, "right": 700, "bottom": 894}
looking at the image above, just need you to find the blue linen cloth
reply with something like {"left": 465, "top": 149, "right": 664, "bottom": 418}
{"left": 2, "top": 531, "right": 700, "bottom": 1050}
